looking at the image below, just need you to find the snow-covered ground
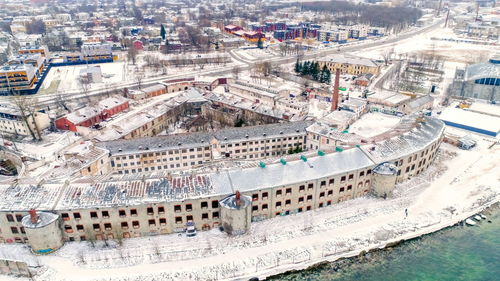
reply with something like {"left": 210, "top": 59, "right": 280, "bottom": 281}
{"left": 356, "top": 27, "right": 497, "bottom": 63}
{"left": 4, "top": 138, "right": 499, "bottom": 281}
{"left": 231, "top": 48, "right": 274, "bottom": 62}
{"left": 8, "top": 131, "right": 81, "bottom": 162}
{"left": 349, "top": 112, "right": 401, "bottom": 138}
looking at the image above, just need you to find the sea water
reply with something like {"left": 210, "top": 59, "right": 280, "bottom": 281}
{"left": 269, "top": 206, "right": 500, "bottom": 281}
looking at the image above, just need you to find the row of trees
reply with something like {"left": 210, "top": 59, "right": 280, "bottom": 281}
{"left": 301, "top": 1, "right": 422, "bottom": 33}
{"left": 295, "top": 61, "right": 331, "bottom": 84}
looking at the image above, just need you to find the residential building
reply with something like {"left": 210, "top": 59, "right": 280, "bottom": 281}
{"left": 316, "top": 54, "right": 381, "bottom": 76}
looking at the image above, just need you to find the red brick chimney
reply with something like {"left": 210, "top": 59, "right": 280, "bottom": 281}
{"left": 235, "top": 190, "right": 241, "bottom": 207}
{"left": 331, "top": 68, "right": 340, "bottom": 111}
{"left": 28, "top": 209, "right": 38, "bottom": 224}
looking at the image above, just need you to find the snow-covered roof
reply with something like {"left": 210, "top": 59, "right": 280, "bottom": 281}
{"left": 220, "top": 194, "right": 251, "bottom": 209}
{"left": 0, "top": 117, "right": 445, "bottom": 211}
{"left": 98, "top": 96, "right": 128, "bottom": 110}
{"left": 373, "top": 162, "right": 398, "bottom": 176}
{"left": 21, "top": 211, "right": 59, "bottom": 229}
{"left": 319, "top": 54, "right": 379, "bottom": 68}
{"left": 364, "top": 117, "right": 445, "bottom": 163}
{"left": 465, "top": 60, "right": 500, "bottom": 81}
{"left": 406, "top": 95, "right": 434, "bottom": 110}
{"left": 56, "top": 175, "right": 217, "bottom": 209}
{"left": 210, "top": 147, "right": 375, "bottom": 193}
{"left": 439, "top": 107, "right": 500, "bottom": 135}
{"left": 0, "top": 180, "right": 64, "bottom": 211}
{"left": 98, "top": 121, "right": 312, "bottom": 155}
{"left": 64, "top": 106, "right": 101, "bottom": 124}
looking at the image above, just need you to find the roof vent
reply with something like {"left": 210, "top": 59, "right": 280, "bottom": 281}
{"left": 280, "top": 131, "right": 283, "bottom": 134}
{"left": 263, "top": 133, "right": 266, "bottom": 136}
{"left": 224, "top": 137, "right": 227, "bottom": 140}
{"left": 118, "top": 148, "right": 122, "bottom": 152}
{"left": 296, "top": 129, "right": 299, "bottom": 132}
{"left": 158, "top": 144, "right": 162, "bottom": 147}
{"left": 245, "top": 135, "right": 249, "bottom": 138}
{"left": 138, "top": 146, "right": 142, "bottom": 150}
{"left": 178, "top": 143, "right": 182, "bottom": 146}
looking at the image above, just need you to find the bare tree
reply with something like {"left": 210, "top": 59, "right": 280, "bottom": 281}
{"left": 255, "top": 61, "right": 272, "bottom": 78}
{"left": 55, "top": 92, "right": 69, "bottom": 111}
{"left": 232, "top": 66, "right": 241, "bottom": 79}
{"left": 78, "top": 77, "right": 91, "bottom": 102}
{"left": 382, "top": 46, "right": 395, "bottom": 66}
{"left": 11, "top": 94, "right": 42, "bottom": 141}
{"left": 135, "top": 72, "right": 145, "bottom": 90}
{"left": 127, "top": 47, "right": 138, "bottom": 65}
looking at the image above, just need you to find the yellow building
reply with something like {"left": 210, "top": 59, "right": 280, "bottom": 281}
{"left": 8, "top": 53, "right": 46, "bottom": 75}
{"left": 0, "top": 64, "right": 37, "bottom": 92}
{"left": 317, "top": 54, "right": 381, "bottom": 76}
{"left": 18, "top": 46, "right": 49, "bottom": 58}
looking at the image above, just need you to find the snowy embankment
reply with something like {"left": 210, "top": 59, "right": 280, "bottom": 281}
{"left": 4, "top": 141, "right": 500, "bottom": 281}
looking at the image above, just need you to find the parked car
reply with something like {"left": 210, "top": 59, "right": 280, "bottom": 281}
{"left": 186, "top": 222, "right": 197, "bottom": 237}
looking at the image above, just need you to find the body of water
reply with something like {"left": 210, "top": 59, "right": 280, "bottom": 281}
{"left": 269, "top": 206, "right": 499, "bottom": 281}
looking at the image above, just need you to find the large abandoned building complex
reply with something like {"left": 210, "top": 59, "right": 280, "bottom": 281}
{"left": 0, "top": 116, "right": 444, "bottom": 253}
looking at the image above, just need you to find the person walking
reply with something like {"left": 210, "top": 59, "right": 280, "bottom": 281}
{"left": 405, "top": 208, "right": 408, "bottom": 218}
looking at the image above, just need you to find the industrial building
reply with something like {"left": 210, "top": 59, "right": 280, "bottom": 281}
{"left": 439, "top": 107, "right": 500, "bottom": 137}
{"left": 450, "top": 57, "right": 500, "bottom": 102}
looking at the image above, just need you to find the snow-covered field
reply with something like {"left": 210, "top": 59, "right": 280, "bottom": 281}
{"left": 356, "top": 27, "right": 497, "bottom": 63}
{"left": 4, "top": 138, "right": 499, "bottom": 281}
{"left": 231, "top": 48, "right": 274, "bottom": 62}
{"left": 349, "top": 112, "right": 401, "bottom": 138}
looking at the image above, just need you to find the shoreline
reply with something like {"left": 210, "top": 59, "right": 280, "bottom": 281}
{"left": 239, "top": 199, "right": 499, "bottom": 281}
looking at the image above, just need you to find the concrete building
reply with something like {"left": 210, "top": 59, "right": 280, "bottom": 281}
{"left": 94, "top": 98, "right": 186, "bottom": 141}
{"left": 371, "top": 162, "right": 399, "bottom": 198}
{"left": 220, "top": 192, "right": 252, "bottom": 235}
{"left": 0, "top": 64, "right": 37, "bottom": 93}
{"left": 0, "top": 117, "right": 444, "bottom": 247}
{"left": 7, "top": 53, "right": 45, "bottom": 75}
{"left": 0, "top": 104, "right": 50, "bottom": 137}
{"left": 18, "top": 46, "right": 49, "bottom": 58}
{"left": 450, "top": 57, "right": 500, "bottom": 102}
{"left": 21, "top": 210, "right": 63, "bottom": 254}
{"left": 81, "top": 42, "right": 113, "bottom": 62}
{"left": 96, "top": 121, "right": 312, "bottom": 175}
{"left": 79, "top": 66, "right": 103, "bottom": 83}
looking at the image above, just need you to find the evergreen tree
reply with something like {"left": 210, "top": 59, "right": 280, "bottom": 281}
{"left": 257, "top": 37, "right": 264, "bottom": 49}
{"left": 301, "top": 61, "right": 310, "bottom": 75}
{"left": 323, "top": 67, "right": 331, "bottom": 84}
{"left": 294, "top": 59, "right": 301, "bottom": 73}
{"left": 311, "top": 62, "right": 320, "bottom": 81}
{"left": 160, "top": 24, "right": 166, "bottom": 40}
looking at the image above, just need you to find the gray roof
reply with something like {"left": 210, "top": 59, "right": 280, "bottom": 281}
{"left": 97, "top": 121, "right": 313, "bottom": 155}
{"left": 363, "top": 117, "right": 445, "bottom": 162}
{"left": 406, "top": 95, "right": 434, "bottom": 110}
{"left": 465, "top": 60, "right": 500, "bottom": 81}
{"left": 319, "top": 54, "right": 379, "bottom": 68}
{"left": 210, "top": 147, "right": 375, "bottom": 193}
{"left": 0, "top": 118, "right": 445, "bottom": 211}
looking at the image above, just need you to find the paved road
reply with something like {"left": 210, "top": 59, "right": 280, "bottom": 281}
{"left": 4, "top": 17, "right": 445, "bottom": 108}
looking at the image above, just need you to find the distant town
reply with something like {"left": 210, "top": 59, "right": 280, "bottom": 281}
{"left": 0, "top": 0, "right": 498, "bottom": 280}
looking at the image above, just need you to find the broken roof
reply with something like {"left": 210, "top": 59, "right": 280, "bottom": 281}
{"left": 97, "top": 121, "right": 313, "bottom": 155}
